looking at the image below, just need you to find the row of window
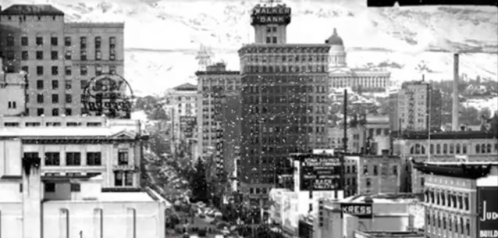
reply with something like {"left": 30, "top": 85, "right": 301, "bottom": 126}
{"left": 4, "top": 49, "right": 116, "bottom": 61}
{"left": 243, "top": 85, "right": 328, "bottom": 94}
{"left": 244, "top": 95, "right": 328, "bottom": 104}
{"left": 362, "top": 164, "right": 398, "bottom": 176}
{"left": 410, "top": 143, "right": 497, "bottom": 155}
{"left": 426, "top": 213, "right": 470, "bottom": 236}
{"left": 243, "top": 65, "right": 327, "bottom": 74}
{"left": 24, "top": 151, "right": 128, "bottom": 166}
{"left": 246, "top": 105, "right": 326, "bottom": 115}
{"left": 20, "top": 65, "right": 116, "bottom": 76}
{"left": 28, "top": 108, "right": 74, "bottom": 117}
{"left": 4, "top": 122, "right": 102, "bottom": 127}
{"left": 424, "top": 190, "right": 470, "bottom": 211}
{"left": 245, "top": 54, "right": 328, "bottom": 64}
{"left": 31, "top": 79, "right": 89, "bottom": 90}
{"left": 4, "top": 36, "right": 116, "bottom": 48}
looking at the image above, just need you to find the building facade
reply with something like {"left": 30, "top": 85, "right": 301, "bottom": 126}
{"left": 389, "top": 81, "right": 442, "bottom": 132}
{"left": 327, "top": 29, "right": 391, "bottom": 93}
{"left": 195, "top": 63, "right": 240, "bottom": 158}
{"left": 0, "top": 4, "right": 124, "bottom": 117}
{"left": 164, "top": 83, "right": 197, "bottom": 142}
{"left": 238, "top": 3, "right": 332, "bottom": 203}
{"left": 414, "top": 162, "right": 498, "bottom": 238}
{"left": 0, "top": 116, "right": 145, "bottom": 188}
{"left": 0, "top": 59, "right": 27, "bottom": 116}
{"left": 0, "top": 158, "right": 167, "bottom": 238}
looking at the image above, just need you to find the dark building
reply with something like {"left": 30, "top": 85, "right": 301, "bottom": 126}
{"left": 221, "top": 93, "right": 242, "bottom": 188}
{"left": 237, "top": 2, "right": 332, "bottom": 205}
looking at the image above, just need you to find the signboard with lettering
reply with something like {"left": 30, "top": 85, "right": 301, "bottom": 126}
{"left": 477, "top": 187, "right": 498, "bottom": 238}
{"left": 298, "top": 154, "right": 341, "bottom": 191}
{"left": 251, "top": 5, "right": 291, "bottom": 25}
{"left": 341, "top": 203, "right": 373, "bottom": 218}
{"left": 180, "top": 116, "right": 196, "bottom": 139}
{"left": 82, "top": 74, "right": 134, "bottom": 119}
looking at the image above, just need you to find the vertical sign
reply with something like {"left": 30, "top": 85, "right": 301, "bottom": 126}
{"left": 477, "top": 187, "right": 498, "bottom": 238}
{"left": 299, "top": 154, "right": 341, "bottom": 191}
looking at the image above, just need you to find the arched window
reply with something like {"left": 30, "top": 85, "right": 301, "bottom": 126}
{"left": 456, "top": 144, "right": 461, "bottom": 154}
{"left": 486, "top": 144, "right": 491, "bottom": 153}
{"left": 481, "top": 144, "right": 486, "bottom": 153}
{"left": 449, "top": 217, "right": 453, "bottom": 231}
{"left": 421, "top": 145, "right": 425, "bottom": 154}
{"left": 476, "top": 144, "right": 480, "bottom": 154}
{"left": 415, "top": 144, "right": 421, "bottom": 154}
{"left": 463, "top": 144, "right": 467, "bottom": 154}
{"left": 443, "top": 144, "right": 448, "bottom": 154}
{"left": 437, "top": 144, "right": 441, "bottom": 154}
{"left": 450, "top": 144, "right": 454, "bottom": 154}
{"left": 427, "top": 213, "right": 431, "bottom": 225}
{"left": 410, "top": 146, "right": 415, "bottom": 154}
{"left": 430, "top": 144, "right": 434, "bottom": 154}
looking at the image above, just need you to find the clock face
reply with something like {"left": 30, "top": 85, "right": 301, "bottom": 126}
{"left": 83, "top": 74, "right": 134, "bottom": 118}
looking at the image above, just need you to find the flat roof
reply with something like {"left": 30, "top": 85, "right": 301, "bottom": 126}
{"left": 356, "top": 231, "right": 424, "bottom": 238}
{"left": 0, "top": 127, "right": 135, "bottom": 137}
{"left": 341, "top": 193, "right": 422, "bottom": 204}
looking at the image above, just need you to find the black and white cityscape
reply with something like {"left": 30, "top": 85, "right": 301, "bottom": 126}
{"left": 0, "top": 0, "right": 497, "bottom": 238}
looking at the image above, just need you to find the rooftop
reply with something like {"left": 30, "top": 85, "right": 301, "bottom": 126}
{"left": 325, "top": 28, "right": 343, "bottom": 46}
{"left": 1, "top": 4, "right": 64, "bottom": 16}
{"left": 355, "top": 231, "right": 424, "bottom": 238}
{"left": 173, "top": 83, "right": 197, "bottom": 91}
{"left": 394, "top": 130, "right": 497, "bottom": 140}
{"left": 413, "top": 161, "right": 494, "bottom": 179}
{"left": 341, "top": 193, "right": 423, "bottom": 204}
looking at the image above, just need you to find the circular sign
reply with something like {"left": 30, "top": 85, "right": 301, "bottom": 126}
{"left": 82, "top": 74, "right": 134, "bottom": 119}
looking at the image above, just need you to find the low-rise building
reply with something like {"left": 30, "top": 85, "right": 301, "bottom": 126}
{"left": 316, "top": 193, "right": 424, "bottom": 238}
{"left": 353, "top": 231, "right": 424, "bottom": 238}
{"left": 0, "top": 156, "right": 167, "bottom": 238}
{"left": 0, "top": 116, "right": 146, "bottom": 188}
{"left": 414, "top": 161, "right": 498, "bottom": 238}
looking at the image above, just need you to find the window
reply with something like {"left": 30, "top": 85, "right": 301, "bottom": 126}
{"left": 96, "top": 65, "right": 102, "bottom": 75}
{"left": 81, "top": 80, "right": 88, "bottom": 89}
{"left": 7, "top": 101, "right": 17, "bottom": 109}
{"left": 110, "top": 49, "right": 116, "bottom": 60}
{"left": 51, "top": 37, "right": 58, "bottom": 46}
{"left": 118, "top": 151, "right": 129, "bottom": 165}
{"left": 363, "top": 165, "right": 368, "bottom": 175}
{"left": 37, "top": 94, "right": 44, "bottom": 103}
{"left": 366, "top": 178, "right": 371, "bottom": 187}
{"left": 52, "top": 80, "right": 59, "bottom": 90}
{"left": 52, "top": 94, "right": 59, "bottom": 103}
{"left": 80, "top": 37, "right": 87, "bottom": 48}
{"left": 65, "top": 108, "right": 72, "bottom": 116}
{"left": 463, "top": 145, "right": 467, "bottom": 154}
{"left": 392, "top": 166, "right": 398, "bottom": 175}
{"left": 37, "top": 108, "right": 44, "bottom": 116}
{"left": 87, "top": 152, "right": 102, "bottom": 166}
{"left": 24, "top": 152, "right": 39, "bottom": 159}
{"left": 80, "top": 66, "right": 88, "bottom": 75}
{"left": 272, "top": 36, "right": 277, "bottom": 44}
{"left": 52, "top": 108, "right": 59, "bottom": 116}
{"left": 110, "top": 36, "right": 116, "bottom": 48}
{"left": 436, "top": 144, "right": 441, "bottom": 154}
{"left": 22, "top": 51, "right": 28, "bottom": 60}
{"left": 65, "top": 51, "right": 72, "bottom": 60}
{"left": 21, "top": 36, "right": 28, "bottom": 46}
{"left": 80, "top": 50, "right": 87, "bottom": 60}
{"left": 36, "top": 36, "right": 43, "bottom": 46}
{"left": 64, "top": 37, "right": 71, "bottom": 46}
{"left": 266, "top": 37, "right": 271, "bottom": 44}
{"left": 66, "top": 152, "right": 81, "bottom": 166}
{"left": 36, "top": 51, "right": 43, "bottom": 60}
{"left": 45, "top": 152, "right": 60, "bottom": 166}
{"left": 51, "top": 51, "right": 58, "bottom": 60}
{"left": 95, "top": 37, "right": 101, "bottom": 48}
{"left": 45, "top": 183, "right": 55, "bottom": 192}
{"left": 70, "top": 183, "right": 80, "bottom": 192}
{"left": 64, "top": 66, "right": 72, "bottom": 76}
{"left": 114, "top": 171, "right": 123, "bottom": 186}
{"left": 65, "top": 80, "right": 72, "bottom": 89}
{"left": 6, "top": 36, "right": 14, "bottom": 46}
{"left": 373, "top": 165, "right": 378, "bottom": 175}
{"left": 96, "top": 50, "right": 102, "bottom": 60}
{"left": 125, "top": 172, "right": 133, "bottom": 186}
{"left": 37, "top": 80, "right": 44, "bottom": 89}
{"left": 443, "top": 144, "right": 448, "bottom": 154}
{"left": 109, "top": 66, "right": 116, "bottom": 74}
{"left": 65, "top": 94, "right": 72, "bottom": 103}
{"left": 21, "top": 66, "right": 29, "bottom": 73}
{"left": 51, "top": 66, "right": 58, "bottom": 75}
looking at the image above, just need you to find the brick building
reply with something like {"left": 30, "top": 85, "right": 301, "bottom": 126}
{"left": 0, "top": 4, "right": 124, "bottom": 117}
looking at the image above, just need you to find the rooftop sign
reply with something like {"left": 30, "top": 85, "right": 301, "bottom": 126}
{"left": 298, "top": 154, "right": 341, "bottom": 191}
{"left": 251, "top": 5, "right": 291, "bottom": 25}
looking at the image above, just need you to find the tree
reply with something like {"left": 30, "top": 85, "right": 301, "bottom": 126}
{"left": 190, "top": 159, "right": 208, "bottom": 203}
{"left": 150, "top": 106, "right": 168, "bottom": 120}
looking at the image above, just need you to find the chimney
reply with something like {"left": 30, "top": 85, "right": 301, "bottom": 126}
{"left": 452, "top": 53, "right": 460, "bottom": 131}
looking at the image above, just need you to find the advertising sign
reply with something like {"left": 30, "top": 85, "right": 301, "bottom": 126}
{"left": 477, "top": 187, "right": 498, "bottom": 238}
{"left": 341, "top": 203, "right": 373, "bottom": 218}
{"left": 82, "top": 74, "right": 134, "bottom": 119}
{"left": 251, "top": 5, "right": 291, "bottom": 25}
{"left": 299, "top": 154, "right": 341, "bottom": 191}
{"left": 180, "top": 116, "right": 196, "bottom": 139}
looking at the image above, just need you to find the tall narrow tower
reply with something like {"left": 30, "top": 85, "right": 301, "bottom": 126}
{"left": 250, "top": 0, "right": 291, "bottom": 44}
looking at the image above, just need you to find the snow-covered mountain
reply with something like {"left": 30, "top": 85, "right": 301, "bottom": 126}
{"left": 4, "top": 0, "right": 497, "bottom": 95}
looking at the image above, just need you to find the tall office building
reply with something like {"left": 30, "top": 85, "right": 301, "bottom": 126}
{"left": 195, "top": 62, "right": 240, "bottom": 158}
{"left": 390, "top": 81, "right": 442, "bottom": 132}
{"left": 238, "top": 2, "right": 331, "bottom": 205}
{"left": 0, "top": 4, "right": 124, "bottom": 117}
{"left": 164, "top": 83, "right": 198, "bottom": 140}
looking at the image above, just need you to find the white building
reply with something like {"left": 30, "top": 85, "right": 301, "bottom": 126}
{"left": 0, "top": 59, "right": 27, "bottom": 116}
{"left": 0, "top": 116, "right": 146, "bottom": 188}
{"left": 164, "top": 83, "right": 198, "bottom": 141}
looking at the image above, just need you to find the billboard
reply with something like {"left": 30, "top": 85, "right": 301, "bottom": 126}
{"left": 477, "top": 187, "right": 498, "bottom": 238}
{"left": 180, "top": 116, "right": 196, "bottom": 139}
{"left": 251, "top": 5, "right": 291, "bottom": 25}
{"left": 341, "top": 203, "right": 373, "bottom": 218}
{"left": 298, "top": 154, "right": 341, "bottom": 191}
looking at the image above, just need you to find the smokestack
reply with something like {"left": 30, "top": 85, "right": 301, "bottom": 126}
{"left": 452, "top": 53, "right": 460, "bottom": 131}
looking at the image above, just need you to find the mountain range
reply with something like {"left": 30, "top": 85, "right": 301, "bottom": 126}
{"left": 4, "top": 0, "right": 497, "bottom": 95}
